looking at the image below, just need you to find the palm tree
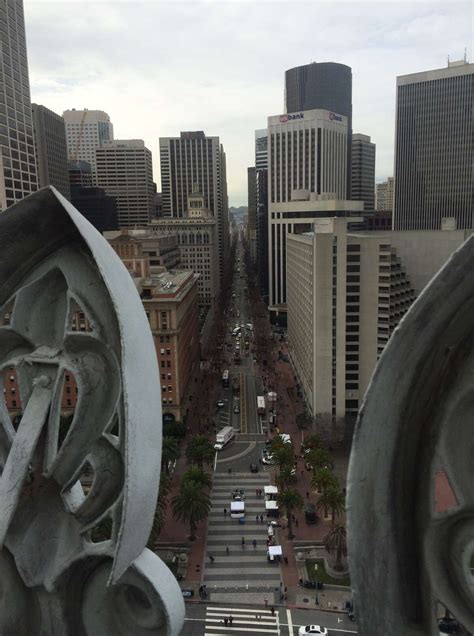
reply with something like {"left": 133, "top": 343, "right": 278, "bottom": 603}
{"left": 323, "top": 523, "right": 347, "bottom": 571}
{"left": 275, "top": 465, "right": 297, "bottom": 490}
{"left": 185, "top": 435, "right": 215, "bottom": 469}
{"left": 147, "top": 473, "right": 171, "bottom": 549}
{"left": 311, "top": 467, "right": 339, "bottom": 494}
{"left": 306, "top": 447, "right": 334, "bottom": 473}
{"left": 301, "top": 433, "right": 322, "bottom": 452}
{"left": 161, "top": 436, "right": 180, "bottom": 475}
{"left": 272, "top": 444, "right": 295, "bottom": 472}
{"left": 182, "top": 466, "right": 212, "bottom": 490}
{"left": 277, "top": 488, "right": 304, "bottom": 539}
{"left": 317, "top": 487, "right": 345, "bottom": 524}
{"left": 172, "top": 480, "right": 211, "bottom": 540}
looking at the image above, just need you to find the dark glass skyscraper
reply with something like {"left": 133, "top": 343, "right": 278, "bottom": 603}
{"left": 285, "top": 62, "right": 352, "bottom": 196}
{"left": 394, "top": 60, "right": 474, "bottom": 230}
{"left": 351, "top": 133, "right": 375, "bottom": 210}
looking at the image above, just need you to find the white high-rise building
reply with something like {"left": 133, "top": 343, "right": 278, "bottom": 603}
{"left": 63, "top": 109, "right": 114, "bottom": 183}
{"left": 96, "top": 140, "right": 154, "bottom": 228}
{"left": 267, "top": 108, "right": 349, "bottom": 312}
{"left": 0, "top": 0, "right": 38, "bottom": 211}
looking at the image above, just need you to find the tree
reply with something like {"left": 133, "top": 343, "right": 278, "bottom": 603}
{"left": 275, "top": 465, "right": 297, "bottom": 490}
{"left": 311, "top": 467, "right": 339, "bottom": 494}
{"left": 172, "top": 480, "right": 211, "bottom": 540}
{"left": 163, "top": 420, "right": 187, "bottom": 439}
{"left": 161, "top": 436, "right": 180, "bottom": 475}
{"left": 147, "top": 473, "right": 171, "bottom": 549}
{"left": 185, "top": 435, "right": 215, "bottom": 469}
{"left": 301, "top": 434, "right": 323, "bottom": 453}
{"left": 296, "top": 412, "right": 312, "bottom": 432}
{"left": 317, "top": 487, "right": 345, "bottom": 524}
{"left": 277, "top": 488, "right": 304, "bottom": 539}
{"left": 182, "top": 466, "right": 212, "bottom": 491}
{"left": 324, "top": 523, "right": 347, "bottom": 571}
{"left": 305, "top": 447, "right": 334, "bottom": 473}
{"left": 272, "top": 444, "right": 295, "bottom": 472}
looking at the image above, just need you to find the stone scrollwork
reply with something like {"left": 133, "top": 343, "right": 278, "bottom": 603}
{"left": 347, "top": 234, "right": 474, "bottom": 635}
{"left": 0, "top": 187, "right": 185, "bottom": 635}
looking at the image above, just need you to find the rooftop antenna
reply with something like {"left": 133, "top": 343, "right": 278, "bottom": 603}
{"left": 447, "top": 54, "right": 450, "bottom": 66}
{"left": 464, "top": 47, "right": 467, "bottom": 62}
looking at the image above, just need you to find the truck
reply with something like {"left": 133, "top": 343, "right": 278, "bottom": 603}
{"left": 214, "top": 426, "right": 235, "bottom": 451}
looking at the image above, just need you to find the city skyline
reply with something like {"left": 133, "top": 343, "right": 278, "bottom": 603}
{"left": 24, "top": 1, "right": 472, "bottom": 206}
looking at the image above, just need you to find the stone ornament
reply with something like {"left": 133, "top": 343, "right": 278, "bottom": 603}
{"left": 0, "top": 187, "right": 185, "bottom": 635}
{"left": 347, "top": 234, "right": 474, "bottom": 634}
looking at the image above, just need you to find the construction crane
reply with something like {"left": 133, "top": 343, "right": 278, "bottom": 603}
{"left": 69, "top": 109, "right": 88, "bottom": 162}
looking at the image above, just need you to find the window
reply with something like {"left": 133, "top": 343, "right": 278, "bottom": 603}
{"left": 160, "top": 348, "right": 165, "bottom": 354}
{"left": 166, "top": 349, "right": 171, "bottom": 355}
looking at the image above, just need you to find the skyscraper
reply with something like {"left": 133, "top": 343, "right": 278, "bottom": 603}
{"left": 31, "top": 104, "right": 70, "bottom": 200}
{"left": 351, "top": 133, "right": 375, "bottom": 210}
{"left": 0, "top": 0, "right": 38, "bottom": 211}
{"left": 255, "top": 129, "right": 268, "bottom": 171}
{"left": 96, "top": 139, "right": 154, "bottom": 228}
{"left": 394, "top": 60, "right": 474, "bottom": 230}
{"left": 285, "top": 62, "right": 352, "bottom": 196}
{"left": 267, "top": 108, "right": 354, "bottom": 312}
{"left": 247, "top": 167, "right": 257, "bottom": 263}
{"left": 159, "top": 131, "right": 229, "bottom": 276}
{"left": 63, "top": 109, "right": 114, "bottom": 183}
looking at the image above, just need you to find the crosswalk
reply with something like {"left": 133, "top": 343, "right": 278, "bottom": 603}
{"left": 203, "top": 474, "right": 282, "bottom": 604}
{"left": 204, "top": 606, "right": 280, "bottom": 635}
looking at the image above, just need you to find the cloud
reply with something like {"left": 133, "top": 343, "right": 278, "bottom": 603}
{"left": 24, "top": 0, "right": 472, "bottom": 205}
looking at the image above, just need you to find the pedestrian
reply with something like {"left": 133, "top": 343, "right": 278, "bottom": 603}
{"left": 224, "top": 507, "right": 227, "bottom": 517}
{"left": 224, "top": 617, "right": 228, "bottom": 627}
{"left": 284, "top": 586, "right": 287, "bottom": 594}
{"left": 229, "top": 615, "right": 233, "bottom": 626}
{"left": 306, "top": 491, "right": 309, "bottom": 498}
{"left": 241, "top": 537, "right": 245, "bottom": 548}
{"left": 226, "top": 546, "right": 230, "bottom": 555}
{"left": 270, "top": 606, "right": 275, "bottom": 616}
{"left": 279, "top": 581, "right": 283, "bottom": 588}
{"left": 209, "top": 554, "right": 215, "bottom": 564}
{"left": 291, "top": 514, "right": 295, "bottom": 523}
{"left": 284, "top": 556, "right": 288, "bottom": 565}
{"left": 260, "top": 514, "right": 264, "bottom": 523}
{"left": 264, "top": 598, "right": 268, "bottom": 608}
{"left": 253, "top": 539, "right": 257, "bottom": 548}
{"left": 256, "top": 515, "right": 259, "bottom": 524}
{"left": 301, "top": 469, "right": 304, "bottom": 476}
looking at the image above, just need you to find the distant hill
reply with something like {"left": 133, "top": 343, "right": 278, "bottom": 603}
{"left": 230, "top": 206, "right": 247, "bottom": 222}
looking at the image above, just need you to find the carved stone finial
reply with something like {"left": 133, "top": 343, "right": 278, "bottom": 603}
{"left": 347, "top": 235, "right": 474, "bottom": 634}
{"left": 0, "top": 187, "right": 185, "bottom": 635}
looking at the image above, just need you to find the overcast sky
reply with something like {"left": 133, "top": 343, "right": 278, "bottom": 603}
{"left": 24, "top": 0, "right": 472, "bottom": 206}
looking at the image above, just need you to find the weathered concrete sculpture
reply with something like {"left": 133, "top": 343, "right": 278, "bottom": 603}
{"left": 347, "top": 234, "right": 474, "bottom": 634}
{"left": 0, "top": 188, "right": 185, "bottom": 635}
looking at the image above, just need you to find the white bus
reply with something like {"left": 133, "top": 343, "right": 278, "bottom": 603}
{"left": 257, "top": 395, "right": 266, "bottom": 415}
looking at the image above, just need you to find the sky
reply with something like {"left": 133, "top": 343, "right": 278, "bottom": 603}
{"left": 24, "top": 0, "right": 472, "bottom": 207}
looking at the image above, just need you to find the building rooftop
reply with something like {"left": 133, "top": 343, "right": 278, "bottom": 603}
{"left": 141, "top": 270, "right": 197, "bottom": 300}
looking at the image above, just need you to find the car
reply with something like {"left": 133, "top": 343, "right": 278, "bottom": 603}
{"left": 298, "top": 626, "right": 328, "bottom": 636}
{"left": 216, "top": 400, "right": 225, "bottom": 408}
{"left": 262, "top": 454, "right": 275, "bottom": 465}
{"left": 234, "top": 404, "right": 240, "bottom": 414}
{"left": 250, "top": 463, "right": 258, "bottom": 473}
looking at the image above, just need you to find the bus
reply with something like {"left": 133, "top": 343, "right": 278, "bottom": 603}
{"left": 222, "top": 370, "right": 229, "bottom": 387}
{"left": 257, "top": 395, "right": 266, "bottom": 415}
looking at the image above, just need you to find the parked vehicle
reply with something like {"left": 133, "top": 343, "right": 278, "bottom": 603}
{"left": 214, "top": 426, "right": 235, "bottom": 451}
{"left": 304, "top": 503, "right": 317, "bottom": 524}
{"left": 234, "top": 403, "right": 240, "bottom": 414}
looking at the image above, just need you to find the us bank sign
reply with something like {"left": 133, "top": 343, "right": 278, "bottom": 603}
{"left": 329, "top": 112, "right": 343, "bottom": 122}
{"left": 279, "top": 112, "right": 304, "bottom": 123}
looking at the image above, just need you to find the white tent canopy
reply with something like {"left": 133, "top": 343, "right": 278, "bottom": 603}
{"left": 268, "top": 545, "right": 282, "bottom": 557}
{"left": 264, "top": 485, "right": 278, "bottom": 496}
{"left": 265, "top": 501, "right": 278, "bottom": 511}
{"left": 230, "top": 501, "right": 244, "bottom": 512}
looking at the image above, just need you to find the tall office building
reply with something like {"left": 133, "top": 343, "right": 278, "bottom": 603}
{"left": 351, "top": 133, "right": 375, "bottom": 210}
{"left": 285, "top": 62, "right": 352, "bottom": 196}
{"left": 31, "top": 104, "right": 70, "bottom": 200}
{"left": 267, "top": 108, "right": 351, "bottom": 313}
{"left": 376, "top": 177, "right": 394, "bottom": 212}
{"left": 0, "top": 0, "right": 38, "bottom": 211}
{"left": 247, "top": 167, "right": 257, "bottom": 263}
{"left": 394, "top": 60, "right": 474, "bottom": 230}
{"left": 159, "top": 131, "right": 229, "bottom": 276}
{"left": 255, "top": 129, "right": 268, "bottom": 171}
{"left": 63, "top": 109, "right": 114, "bottom": 183}
{"left": 256, "top": 169, "right": 269, "bottom": 301}
{"left": 96, "top": 139, "right": 155, "bottom": 228}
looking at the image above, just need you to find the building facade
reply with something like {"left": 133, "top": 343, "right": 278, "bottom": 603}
{"left": 70, "top": 186, "right": 118, "bottom": 232}
{"left": 376, "top": 177, "right": 394, "bottom": 212}
{"left": 285, "top": 62, "right": 352, "bottom": 196}
{"left": 159, "top": 131, "right": 229, "bottom": 276}
{"left": 287, "top": 219, "right": 472, "bottom": 423}
{"left": 96, "top": 139, "right": 155, "bottom": 228}
{"left": 394, "top": 60, "right": 474, "bottom": 230}
{"left": 63, "top": 109, "right": 113, "bottom": 183}
{"left": 0, "top": 0, "right": 38, "bottom": 211}
{"left": 267, "top": 108, "right": 351, "bottom": 313}
{"left": 255, "top": 128, "right": 268, "bottom": 171}
{"left": 32, "top": 104, "right": 70, "bottom": 200}
{"left": 247, "top": 166, "right": 257, "bottom": 263}
{"left": 351, "top": 133, "right": 375, "bottom": 210}
{"left": 256, "top": 169, "right": 269, "bottom": 301}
